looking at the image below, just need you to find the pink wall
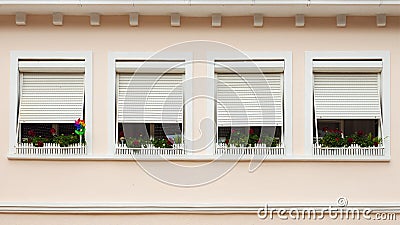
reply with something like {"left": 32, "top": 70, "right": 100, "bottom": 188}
{"left": 1, "top": 214, "right": 400, "bottom": 225}
{"left": 0, "top": 15, "right": 399, "bottom": 223}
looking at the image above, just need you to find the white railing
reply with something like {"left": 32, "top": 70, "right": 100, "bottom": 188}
{"left": 15, "top": 143, "right": 86, "bottom": 155}
{"left": 313, "top": 143, "right": 385, "bottom": 156}
{"left": 115, "top": 143, "right": 186, "bottom": 155}
{"left": 215, "top": 143, "right": 285, "bottom": 155}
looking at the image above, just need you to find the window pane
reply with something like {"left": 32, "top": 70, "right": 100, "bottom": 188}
{"left": 316, "top": 120, "right": 342, "bottom": 138}
{"left": 118, "top": 123, "right": 183, "bottom": 147}
{"left": 58, "top": 124, "right": 76, "bottom": 135}
{"left": 20, "top": 123, "right": 78, "bottom": 143}
{"left": 119, "top": 123, "right": 150, "bottom": 148}
{"left": 217, "top": 126, "right": 281, "bottom": 147}
{"left": 344, "top": 120, "right": 378, "bottom": 137}
{"left": 21, "top": 124, "right": 52, "bottom": 139}
{"left": 21, "top": 123, "right": 77, "bottom": 139}
{"left": 315, "top": 119, "right": 379, "bottom": 138}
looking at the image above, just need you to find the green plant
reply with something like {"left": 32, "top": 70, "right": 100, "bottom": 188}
{"left": 125, "top": 135, "right": 150, "bottom": 148}
{"left": 52, "top": 134, "right": 80, "bottom": 147}
{"left": 123, "top": 133, "right": 176, "bottom": 148}
{"left": 320, "top": 128, "right": 345, "bottom": 147}
{"left": 31, "top": 136, "right": 49, "bottom": 147}
{"left": 172, "top": 135, "right": 182, "bottom": 144}
{"left": 320, "top": 128, "right": 382, "bottom": 148}
{"left": 347, "top": 130, "right": 382, "bottom": 147}
{"left": 227, "top": 129, "right": 255, "bottom": 147}
{"left": 257, "top": 135, "right": 278, "bottom": 147}
{"left": 226, "top": 128, "right": 278, "bottom": 147}
{"left": 248, "top": 129, "right": 260, "bottom": 146}
{"left": 22, "top": 128, "right": 83, "bottom": 147}
{"left": 151, "top": 138, "right": 173, "bottom": 148}
{"left": 23, "top": 129, "right": 49, "bottom": 147}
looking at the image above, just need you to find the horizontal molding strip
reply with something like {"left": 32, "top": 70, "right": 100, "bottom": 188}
{"left": 7, "top": 154, "right": 390, "bottom": 162}
{"left": 1, "top": 0, "right": 400, "bottom": 5}
{"left": 0, "top": 202, "right": 400, "bottom": 214}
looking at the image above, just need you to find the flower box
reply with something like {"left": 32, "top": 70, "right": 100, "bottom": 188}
{"left": 115, "top": 143, "right": 185, "bottom": 155}
{"left": 313, "top": 143, "right": 385, "bottom": 156}
{"left": 216, "top": 143, "right": 285, "bottom": 156}
{"left": 15, "top": 143, "right": 86, "bottom": 155}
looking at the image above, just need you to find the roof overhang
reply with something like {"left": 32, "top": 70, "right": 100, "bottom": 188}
{"left": 0, "top": 1, "right": 399, "bottom": 16}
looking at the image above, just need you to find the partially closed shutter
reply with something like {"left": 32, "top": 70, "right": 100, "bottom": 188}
{"left": 19, "top": 72, "right": 85, "bottom": 123}
{"left": 217, "top": 71, "right": 283, "bottom": 127}
{"left": 313, "top": 60, "right": 382, "bottom": 119}
{"left": 117, "top": 73, "right": 183, "bottom": 123}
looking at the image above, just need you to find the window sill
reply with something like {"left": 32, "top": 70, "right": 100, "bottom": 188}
{"left": 7, "top": 154, "right": 390, "bottom": 162}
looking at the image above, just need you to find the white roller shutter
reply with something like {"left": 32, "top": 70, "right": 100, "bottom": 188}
{"left": 314, "top": 68, "right": 381, "bottom": 119}
{"left": 19, "top": 72, "right": 85, "bottom": 123}
{"left": 117, "top": 73, "right": 183, "bottom": 123}
{"left": 217, "top": 71, "right": 283, "bottom": 127}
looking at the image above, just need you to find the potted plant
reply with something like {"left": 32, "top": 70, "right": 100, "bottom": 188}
{"left": 319, "top": 128, "right": 382, "bottom": 148}
{"left": 225, "top": 128, "right": 278, "bottom": 147}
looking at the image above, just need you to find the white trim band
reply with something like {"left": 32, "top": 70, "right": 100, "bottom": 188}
{"left": 2, "top": 1, "right": 400, "bottom": 5}
{"left": 0, "top": 202, "right": 399, "bottom": 214}
{"left": 7, "top": 154, "right": 390, "bottom": 161}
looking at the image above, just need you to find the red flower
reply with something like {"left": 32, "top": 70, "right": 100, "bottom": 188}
{"left": 133, "top": 140, "right": 140, "bottom": 146}
{"left": 27, "top": 130, "right": 35, "bottom": 137}
{"left": 335, "top": 137, "right": 339, "bottom": 142}
{"left": 231, "top": 129, "right": 236, "bottom": 134}
{"left": 374, "top": 142, "right": 379, "bottom": 147}
{"left": 50, "top": 128, "right": 56, "bottom": 135}
{"left": 322, "top": 127, "right": 328, "bottom": 132}
{"left": 37, "top": 141, "right": 44, "bottom": 147}
{"left": 347, "top": 137, "right": 354, "bottom": 144}
{"left": 225, "top": 139, "right": 229, "bottom": 144}
{"left": 357, "top": 130, "right": 364, "bottom": 136}
{"left": 249, "top": 128, "right": 254, "bottom": 135}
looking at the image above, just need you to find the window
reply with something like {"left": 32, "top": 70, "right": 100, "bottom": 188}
{"left": 114, "top": 60, "right": 186, "bottom": 155}
{"left": 211, "top": 55, "right": 292, "bottom": 156}
{"left": 9, "top": 52, "right": 92, "bottom": 156}
{"left": 305, "top": 52, "right": 390, "bottom": 159}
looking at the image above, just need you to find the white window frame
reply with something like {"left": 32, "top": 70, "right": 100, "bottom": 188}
{"left": 108, "top": 52, "right": 193, "bottom": 155}
{"left": 305, "top": 51, "right": 390, "bottom": 159}
{"left": 9, "top": 51, "right": 93, "bottom": 155}
{"left": 207, "top": 52, "right": 293, "bottom": 155}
